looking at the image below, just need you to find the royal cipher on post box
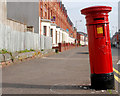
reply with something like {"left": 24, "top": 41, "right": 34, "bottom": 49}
{"left": 81, "top": 6, "right": 114, "bottom": 89}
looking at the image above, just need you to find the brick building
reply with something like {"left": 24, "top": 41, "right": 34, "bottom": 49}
{"left": 39, "top": 0, "right": 77, "bottom": 47}
{"left": 77, "top": 32, "right": 88, "bottom": 46}
{"left": 112, "top": 31, "right": 120, "bottom": 48}
{"left": 7, "top": 0, "right": 77, "bottom": 48}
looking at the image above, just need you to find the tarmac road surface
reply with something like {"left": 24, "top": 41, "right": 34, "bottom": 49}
{"left": 2, "top": 47, "right": 118, "bottom": 95}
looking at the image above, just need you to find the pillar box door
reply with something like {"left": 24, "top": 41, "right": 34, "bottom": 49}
{"left": 81, "top": 6, "right": 114, "bottom": 90}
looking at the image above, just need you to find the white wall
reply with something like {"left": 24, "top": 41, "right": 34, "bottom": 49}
{"left": 0, "top": 23, "right": 41, "bottom": 52}
{"left": 50, "top": 25, "right": 56, "bottom": 46}
{"left": 0, "top": 1, "right": 52, "bottom": 52}
{"left": 41, "top": 21, "right": 51, "bottom": 36}
{"left": 80, "top": 35, "right": 85, "bottom": 45}
{"left": 56, "top": 28, "right": 60, "bottom": 44}
{"left": 0, "top": 0, "right": 7, "bottom": 24}
{"left": 68, "top": 37, "right": 75, "bottom": 44}
{"left": 62, "top": 30, "right": 69, "bottom": 43}
{"left": 60, "top": 30, "right": 63, "bottom": 43}
{"left": 0, "top": 23, "right": 52, "bottom": 52}
{"left": 7, "top": 2, "right": 39, "bottom": 33}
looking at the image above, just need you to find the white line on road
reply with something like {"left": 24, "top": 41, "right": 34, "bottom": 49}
{"left": 117, "top": 60, "right": 120, "bottom": 64}
{"left": 50, "top": 82, "right": 64, "bottom": 94}
{"left": 114, "top": 75, "right": 120, "bottom": 83}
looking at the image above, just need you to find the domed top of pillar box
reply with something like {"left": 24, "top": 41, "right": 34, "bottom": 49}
{"left": 81, "top": 6, "right": 112, "bottom": 15}
{"left": 81, "top": 6, "right": 112, "bottom": 25}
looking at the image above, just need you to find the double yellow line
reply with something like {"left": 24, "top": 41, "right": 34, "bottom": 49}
{"left": 113, "top": 68, "right": 120, "bottom": 83}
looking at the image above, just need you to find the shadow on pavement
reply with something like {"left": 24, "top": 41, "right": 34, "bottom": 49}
{"left": 76, "top": 52, "right": 89, "bottom": 54}
{"left": 2, "top": 83, "right": 91, "bottom": 90}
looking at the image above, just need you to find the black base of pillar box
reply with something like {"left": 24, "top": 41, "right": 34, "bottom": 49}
{"left": 91, "top": 72, "right": 114, "bottom": 90}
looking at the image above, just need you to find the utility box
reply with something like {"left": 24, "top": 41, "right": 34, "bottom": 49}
{"left": 81, "top": 6, "right": 114, "bottom": 90}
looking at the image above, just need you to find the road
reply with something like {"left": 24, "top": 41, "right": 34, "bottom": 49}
{"left": 2, "top": 47, "right": 118, "bottom": 94}
{"left": 111, "top": 47, "right": 120, "bottom": 95}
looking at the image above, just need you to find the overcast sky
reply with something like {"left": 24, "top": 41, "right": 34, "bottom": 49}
{"left": 62, "top": 0, "right": 119, "bottom": 37}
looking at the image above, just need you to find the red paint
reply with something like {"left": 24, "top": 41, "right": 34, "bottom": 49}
{"left": 81, "top": 6, "right": 113, "bottom": 74}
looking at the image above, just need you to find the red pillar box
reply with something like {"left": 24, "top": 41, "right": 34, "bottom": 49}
{"left": 81, "top": 6, "right": 114, "bottom": 90}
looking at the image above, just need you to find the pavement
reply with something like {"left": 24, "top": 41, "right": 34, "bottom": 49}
{"left": 2, "top": 47, "right": 119, "bottom": 94}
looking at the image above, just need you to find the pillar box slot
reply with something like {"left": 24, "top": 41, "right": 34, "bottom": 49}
{"left": 94, "top": 18, "right": 104, "bottom": 21}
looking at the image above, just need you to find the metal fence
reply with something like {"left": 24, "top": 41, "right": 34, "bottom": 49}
{"left": 0, "top": 23, "right": 52, "bottom": 52}
{"left": 40, "top": 35, "right": 52, "bottom": 50}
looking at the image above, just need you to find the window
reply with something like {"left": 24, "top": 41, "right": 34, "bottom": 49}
{"left": 45, "top": 4, "right": 47, "bottom": 12}
{"left": 43, "top": 26, "right": 47, "bottom": 36}
{"left": 41, "top": 9, "right": 43, "bottom": 19}
{"left": 56, "top": 31, "right": 57, "bottom": 44}
{"left": 45, "top": 4, "right": 47, "bottom": 19}
{"left": 50, "top": 29, "right": 53, "bottom": 43}
{"left": 50, "top": 29, "right": 53, "bottom": 37}
{"left": 27, "top": 26, "right": 34, "bottom": 32}
{"left": 50, "top": 10, "right": 52, "bottom": 20}
{"left": 41, "top": 4, "right": 42, "bottom": 8}
{"left": 40, "top": 4, "right": 43, "bottom": 19}
{"left": 48, "top": 8, "right": 50, "bottom": 19}
{"left": 45, "top": 12, "right": 47, "bottom": 19}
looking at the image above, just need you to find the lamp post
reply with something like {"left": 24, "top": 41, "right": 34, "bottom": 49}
{"left": 75, "top": 20, "right": 82, "bottom": 29}
{"left": 75, "top": 20, "right": 82, "bottom": 45}
{"left": 112, "top": 26, "right": 118, "bottom": 34}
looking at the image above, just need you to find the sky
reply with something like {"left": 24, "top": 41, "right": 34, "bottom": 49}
{"left": 62, "top": 0, "right": 119, "bottom": 37}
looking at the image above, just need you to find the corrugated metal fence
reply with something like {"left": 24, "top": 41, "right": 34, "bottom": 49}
{"left": 0, "top": 23, "right": 52, "bottom": 52}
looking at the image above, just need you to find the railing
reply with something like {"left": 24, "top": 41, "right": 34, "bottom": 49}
{"left": 58, "top": 43, "right": 77, "bottom": 52}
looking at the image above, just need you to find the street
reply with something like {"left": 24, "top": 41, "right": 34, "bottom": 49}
{"left": 2, "top": 47, "right": 118, "bottom": 94}
{"left": 111, "top": 47, "right": 120, "bottom": 95}
{"left": 0, "top": 0, "right": 119, "bottom": 95}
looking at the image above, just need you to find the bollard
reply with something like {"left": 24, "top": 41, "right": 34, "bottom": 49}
{"left": 81, "top": 6, "right": 114, "bottom": 90}
{"left": 58, "top": 43, "right": 62, "bottom": 52}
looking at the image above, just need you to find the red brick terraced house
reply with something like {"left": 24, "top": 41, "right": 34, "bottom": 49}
{"left": 39, "top": 0, "right": 77, "bottom": 47}
{"left": 77, "top": 32, "right": 88, "bottom": 46}
{"left": 7, "top": 0, "right": 77, "bottom": 49}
